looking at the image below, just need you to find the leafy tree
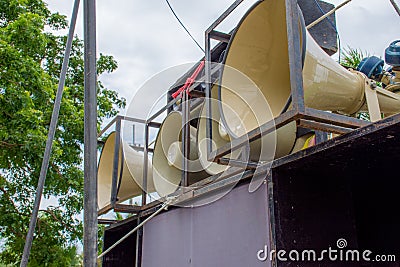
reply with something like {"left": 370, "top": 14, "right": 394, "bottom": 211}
{"left": 0, "top": 0, "right": 126, "bottom": 265}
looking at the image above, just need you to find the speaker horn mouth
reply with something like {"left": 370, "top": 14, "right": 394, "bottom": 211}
{"left": 97, "top": 132, "right": 154, "bottom": 213}
{"left": 153, "top": 110, "right": 208, "bottom": 197}
{"left": 217, "top": 1, "right": 306, "bottom": 140}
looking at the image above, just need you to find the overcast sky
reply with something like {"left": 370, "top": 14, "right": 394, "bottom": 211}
{"left": 44, "top": 0, "right": 400, "bottom": 110}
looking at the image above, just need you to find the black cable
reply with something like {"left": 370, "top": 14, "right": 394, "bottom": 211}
{"left": 164, "top": 0, "right": 205, "bottom": 53}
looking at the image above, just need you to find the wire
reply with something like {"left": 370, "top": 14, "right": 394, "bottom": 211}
{"left": 313, "top": 0, "right": 342, "bottom": 63}
{"left": 164, "top": 0, "right": 205, "bottom": 53}
{"left": 390, "top": 0, "right": 400, "bottom": 17}
{"left": 98, "top": 197, "right": 176, "bottom": 259}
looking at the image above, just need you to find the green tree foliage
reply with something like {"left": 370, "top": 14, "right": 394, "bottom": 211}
{"left": 340, "top": 46, "right": 368, "bottom": 69}
{"left": 0, "top": 0, "right": 126, "bottom": 265}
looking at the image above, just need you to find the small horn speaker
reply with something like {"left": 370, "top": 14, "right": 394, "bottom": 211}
{"left": 217, "top": 0, "right": 400, "bottom": 159}
{"left": 97, "top": 132, "right": 154, "bottom": 213}
{"left": 153, "top": 110, "right": 208, "bottom": 197}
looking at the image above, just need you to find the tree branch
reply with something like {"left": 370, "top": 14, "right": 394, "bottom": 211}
{"left": 39, "top": 208, "right": 79, "bottom": 236}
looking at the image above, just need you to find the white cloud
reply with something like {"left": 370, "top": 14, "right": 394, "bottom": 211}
{"left": 44, "top": 0, "right": 400, "bottom": 131}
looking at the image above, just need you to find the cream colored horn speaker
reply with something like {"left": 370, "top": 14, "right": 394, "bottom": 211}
{"left": 153, "top": 109, "right": 208, "bottom": 197}
{"left": 197, "top": 85, "right": 242, "bottom": 175}
{"left": 97, "top": 132, "right": 154, "bottom": 213}
{"left": 217, "top": 0, "right": 400, "bottom": 160}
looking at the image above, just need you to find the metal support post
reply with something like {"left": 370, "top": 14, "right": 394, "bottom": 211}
{"left": 141, "top": 123, "right": 149, "bottom": 206}
{"left": 204, "top": 0, "right": 244, "bottom": 160}
{"left": 20, "top": 0, "right": 81, "bottom": 266}
{"left": 205, "top": 32, "right": 213, "bottom": 157}
{"left": 110, "top": 118, "right": 121, "bottom": 207}
{"left": 285, "top": 0, "right": 306, "bottom": 113}
{"left": 132, "top": 124, "right": 136, "bottom": 145}
{"left": 181, "top": 92, "right": 190, "bottom": 187}
{"left": 83, "top": 0, "right": 98, "bottom": 265}
{"left": 135, "top": 217, "right": 143, "bottom": 267}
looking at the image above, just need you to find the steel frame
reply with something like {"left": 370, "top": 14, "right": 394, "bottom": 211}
{"left": 97, "top": 0, "right": 376, "bottom": 232}
{"left": 98, "top": 0, "right": 379, "bottom": 265}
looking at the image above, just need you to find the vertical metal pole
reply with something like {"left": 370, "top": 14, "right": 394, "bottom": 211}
{"left": 141, "top": 123, "right": 149, "bottom": 206}
{"left": 110, "top": 118, "right": 121, "bottom": 207}
{"left": 204, "top": 32, "right": 213, "bottom": 156}
{"left": 20, "top": 1, "right": 80, "bottom": 266}
{"left": 132, "top": 124, "right": 136, "bottom": 145}
{"left": 83, "top": 0, "right": 98, "bottom": 265}
{"left": 136, "top": 122, "right": 149, "bottom": 267}
{"left": 181, "top": 92, "right": 190, "bottom": 187}
{"left": 135, "top": 217, "right": 143, "bottom": 267}
{"left": 285, "top": 0, "right": 305, "bottom": 113}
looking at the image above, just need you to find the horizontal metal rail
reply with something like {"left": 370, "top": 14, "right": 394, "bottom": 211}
{"left": 297, "top": 119, "right": 353, "bottom": 134}
{"left": 208, "top": 110, "right": 298, "bottom": 162}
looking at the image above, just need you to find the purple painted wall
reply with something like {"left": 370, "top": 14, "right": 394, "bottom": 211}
{"left": 142, "top": 183, "right": 272, "bottom": 267}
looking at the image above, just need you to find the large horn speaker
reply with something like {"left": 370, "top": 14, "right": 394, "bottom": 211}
{"left": 97, "top": 132, "right": 154, "bottom": 213}
{"left": 153, "top": 109, "right": 208, "bottom": 197}
{"left": 216, "top": 0, "right": 400, "bottom": 161}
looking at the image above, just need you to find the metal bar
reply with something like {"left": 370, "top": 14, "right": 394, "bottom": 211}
{"left": 285, "top": 0, "right": 305, "bottom": 113}
{"left": 304, "top": 108, "right": 369, "bottom": 128}
{"left": 141, "top": 124, "right": 149, "bottom": 206}
{"left": 209, "top": 110, "right": 298, "bottom": 161}
{"left": 110, "top": 118, "right": 121, "bottom": 207}
{"left": 20, "top": 1, "right": 81, "bottom": 266}
{"left": 98, "top": 199, "right": 173, "bottom": 259}
{"left": 98, "top": 116, "right": 117, "bottom": 137}
{"left": 83, "top": 0, "right": 98, "bottom": 264}
{"left": 176, "top": 97, "right": 204, "bottom": 113}
{"left": 206, "top": 0, "right": 244, "bottom": 33}
{"left": 390, "top": 0, "right": 400, "bottom": 17}
{"left": 181, "top": 92, "right": 190, "bottom": 187}
{"left": 98, "top": 219, "right": 118, "bottom": 225}
{"left": 130, "top": 145, "right": 154, "bottom": 153}
{"left": 119, "top": 115, "right": 146, "bottom": 124}
{"left": 98, "top": 204, "right": 112, "bottom": 216}
{"left": 218, "top": 158, "right": 261, "bottom": 170}
{"left": 114, "top": 204, "right": 141, "bottom": 213}
{"left": 148, "top": 121, "right": 162, "bottom": 128}
{"left": 267, "top": 172, "right": 277, "bottom": 267}
{"left": 297, "top": 119, "right": 353, "bottom": 134}
{"left": 209, "top": 30, "right": 231, "bottom": 43}
{"left": 307, "top": 0, "right": 352, "bottom": 29}
{"left": 135, "top": 217, "right": 143, "bottom": 267}
{"left": 147, "top": 97, "right": 180, "bottom": 123}
{"left": 205, "top": 31, "right": 213, "bottom": 157}
{"left": 98, "top": 116, "right": 147, "bottom": 138}
{"left": 132, "top": 124, "right": 136, "bottom": 145}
